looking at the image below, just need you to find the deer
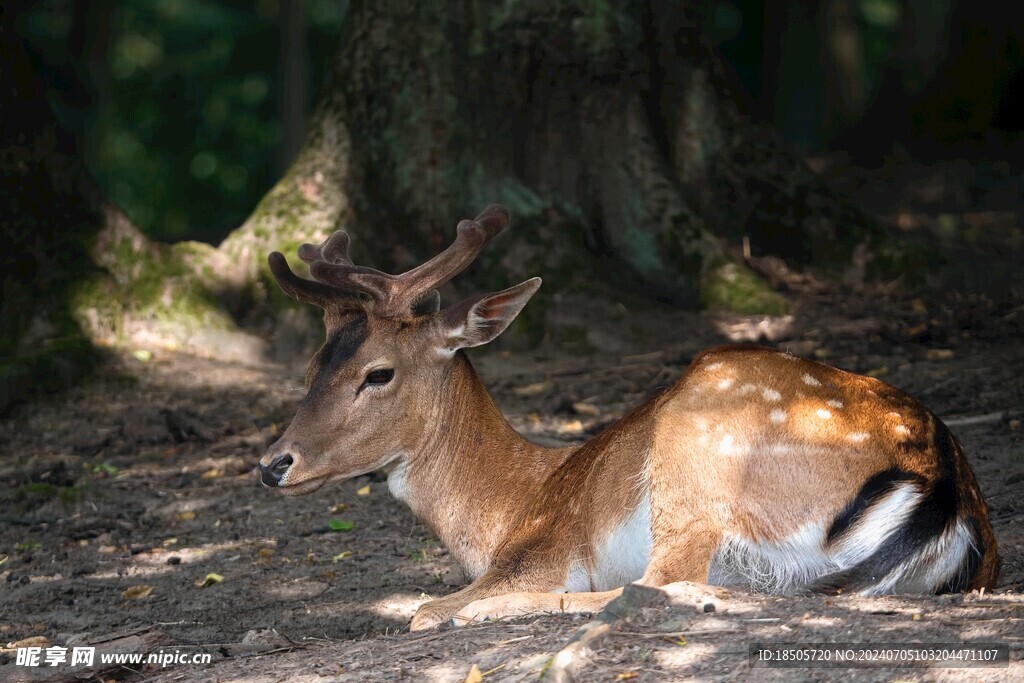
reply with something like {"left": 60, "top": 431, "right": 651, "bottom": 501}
{"left": 259, "top": 204, "right": 999, "bottom": 631}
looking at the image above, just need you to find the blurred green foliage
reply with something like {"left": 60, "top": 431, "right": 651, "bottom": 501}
{"left": 16, "top": 0, "right": 345, "bottom": 244}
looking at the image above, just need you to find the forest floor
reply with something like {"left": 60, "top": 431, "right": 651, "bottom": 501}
{"left": 1, "top": 158, "right": 1023, "bottom": 682}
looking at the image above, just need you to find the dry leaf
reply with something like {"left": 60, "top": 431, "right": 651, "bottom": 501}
{"left": 926, "top": 348, "right": 954, "bottom": 360}
{"left": 464, "top": 664, "right": 483, "bottom": 683}
{"left": 195, "top": 573, "right": 224, "bottom": 588}
{"left": 332, "top": 551, "right": 354, "bottom": 562}
{"left": 557, "top": 419, "right": 583, "bottom": 435}
{"left": 258, "top": 548, "right": 275, "bottom": 559}
{"left": 512, "top": 382, "right": 549, "bottom": 397}
{"left": 122, "top": 585, "right": 154, "bottom": 600}
{"left": 177, "top": 511, "right": 196, "bottom": 521}
{"left": 201, "top": 468, "right": 224, "bottom": 479}
{"left": 571, "top": 402, "right": 600, "bottom": 416}
{"left": 616, "top": 673, "right": 639, "bottom": 681}
{"left": 356, "top": 485, "right": 371, "bottom": 496}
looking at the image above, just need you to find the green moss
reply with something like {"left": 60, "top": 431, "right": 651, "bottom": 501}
{"left": 15, "top": 482, "right": 82, "bottom": 504}
{"left": 700, "top": 261, "right": 790, "bottom": 315}
{"left": 70, "top": 237, "right": 237, "bottom": 347}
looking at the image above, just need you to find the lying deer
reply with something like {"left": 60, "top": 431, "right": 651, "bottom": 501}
{"left": 260, "top": 205, "right": 999, "bottom": 630}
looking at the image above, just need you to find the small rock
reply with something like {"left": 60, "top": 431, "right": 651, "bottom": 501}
{"left": 166, "top": 556, "right": 182, "bottom": 565}
{"left": 702, "top": 602, "right": 716, "bottom": 613}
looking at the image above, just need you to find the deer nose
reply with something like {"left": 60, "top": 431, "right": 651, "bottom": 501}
{"left": 260, "top": 454, "right": 294, "bottom": 486}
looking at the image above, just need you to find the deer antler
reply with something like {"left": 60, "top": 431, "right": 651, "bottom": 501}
{"left": 267, "top": 205, "right": 510, "bottom": 316}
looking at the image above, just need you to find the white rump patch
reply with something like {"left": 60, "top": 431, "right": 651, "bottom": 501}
{"left": 802, "top": 374, "right": 822, "bottom": 387}
{"left": 709, "top": 522, "right": 838, "bottom": 594}
{"left": 861, "top": 519, "right": 977, "bottom": 595}
{"left": 830, "top": 482, "right": 923, "bottom": 568}
{"left": 707, "top": 480, "right": 972, "bottom": 595}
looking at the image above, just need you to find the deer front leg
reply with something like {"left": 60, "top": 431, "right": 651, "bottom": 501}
{"left": 452, "top": 588, "right": 626, "bottom": 626}
{"left": 410, "top": 581, "right": 499, "bottom": 631}
{"left": 411, "top": 539, "right": 575, "bottom": 630}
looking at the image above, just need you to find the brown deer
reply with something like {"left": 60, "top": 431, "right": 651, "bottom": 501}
{"left": 260, "top": 205, "right": 999, "bottom": 630}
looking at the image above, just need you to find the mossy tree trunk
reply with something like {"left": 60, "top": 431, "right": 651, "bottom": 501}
{"left": 3, "top": 0, "right": 884, "bottom": 411}
{"left": 231, "top": 0, "right": 882, "bottom": 308}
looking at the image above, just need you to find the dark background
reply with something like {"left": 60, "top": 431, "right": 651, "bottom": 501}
{"left": 12, "top": 0, "right": 1024, "bottom": 244}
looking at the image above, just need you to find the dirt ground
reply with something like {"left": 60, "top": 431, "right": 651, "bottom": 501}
{"left": 2, "top": 160, "right": 1023, "bottom": 682}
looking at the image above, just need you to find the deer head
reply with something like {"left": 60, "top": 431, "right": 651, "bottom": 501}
{"left": 259, "top": 205, "right": 541, "bottom": 494}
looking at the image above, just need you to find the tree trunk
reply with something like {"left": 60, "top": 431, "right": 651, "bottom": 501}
{"left": 232, "top": 0, "right": 881, "bottom": 305}
{"left": 3, "top": 0, "right": 886, "bottom": 411}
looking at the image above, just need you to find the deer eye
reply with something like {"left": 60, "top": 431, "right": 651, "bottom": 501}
{"left": 363, "top": 368, "right": 394, "bottom": 387}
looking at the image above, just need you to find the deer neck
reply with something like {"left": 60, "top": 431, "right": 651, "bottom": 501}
{"left": 388, "top": 352, "right": 573, "bottom": 579}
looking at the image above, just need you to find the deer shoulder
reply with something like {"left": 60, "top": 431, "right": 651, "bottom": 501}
{"left": 260, "top": 205, "right": 999, "bottom": 631}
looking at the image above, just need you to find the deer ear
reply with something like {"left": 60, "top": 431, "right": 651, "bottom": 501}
{"left": 438, "top": 278, "right": 542, "bottom": 351}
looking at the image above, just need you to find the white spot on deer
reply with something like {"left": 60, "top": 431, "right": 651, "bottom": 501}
{"left": 719, "top": 433, "right": 736, "bottom": 455}
{"left": 847, "top": 431, "right": 871, "bottom": 443}
{"left": 802, "top": 374, "right": 822, "bottom": 387}
{"left": 895, "top": 424, "right": 911, "bottom": 436}
{"left": 769, "top": 409, "right": 787, "bottom": 424}
{"left": 816, "top": 408, "right": 832, "bottom": 419}
{"left": 734, "top": 383, "right": 756, "bottom": 396}
{"left": 762, "top": 388, "right": 782, "bottom": 402}
{"left": 717, "top": 378, "right": 734, "bottom": 390}
{"left": 705, "top": 362, "right": 723, "bottom": 372}
{"left": 826, "top": 399, "right": 844, "bottom": 409}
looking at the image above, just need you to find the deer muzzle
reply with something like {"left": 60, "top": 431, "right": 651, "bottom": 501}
{"left": 260, "top": 453, "right": 294, "bottom": 487}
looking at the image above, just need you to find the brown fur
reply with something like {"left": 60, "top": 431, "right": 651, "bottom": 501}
{"left": 263, "top": 214, "right": 998, "bottom": 630}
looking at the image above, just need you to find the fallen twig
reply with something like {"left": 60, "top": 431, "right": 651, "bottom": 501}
{"left": 943, "top": 410, "right": 1017, "bottom": 427}
{"left": 612, "top": 628, "right": 740, "bottom": 638}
